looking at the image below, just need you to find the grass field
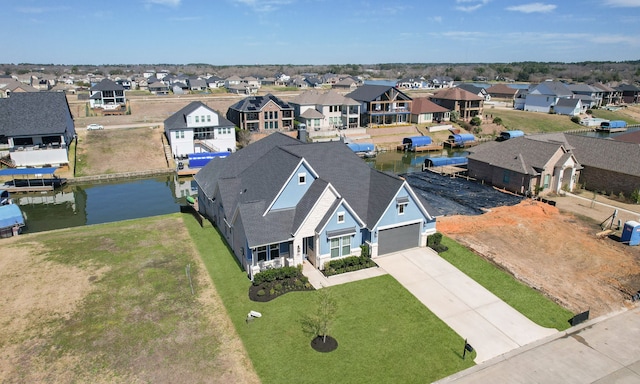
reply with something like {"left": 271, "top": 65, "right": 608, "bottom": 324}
{"left": 487, "top": 108, "right": 581, "bottom": 133}
{"left": 185, "top": 215, "right": 477, "bottom": 384}
{"left": 439, "top": 236, "right": 574, "bottom": 330}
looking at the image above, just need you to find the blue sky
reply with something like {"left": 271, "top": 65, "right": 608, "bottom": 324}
{"left": 4, "top": 0, "right": 640, "bottom": 65}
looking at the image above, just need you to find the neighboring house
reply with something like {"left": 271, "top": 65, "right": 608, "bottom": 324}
{"left": 89, "top": 79, "right": 126, "bottom": 108}
{"left": 206, "top": 76, "right": 225, "bottom": 88}
{"left": 592, "top": 83, "right": 622, "bottom": 106}
{"left": 289, "top": 90, "right": 361, "bottom": 130}
{"left": 522, "top": 81, "right": 574, "bottom": 113}
{"left": 0, "top": 79, "right": 38, "bottom": 98}
{"left": 485, "top": 84, "right": 517, "bottom": 101}
{"left": 467, "top": 136, "right": 581, "bottom": 195}
{"left": 226, "top": 93, "right": 295, "bottom": 132}
{"left": 243, "top": 76, "right": 261, "bottom": 89}
{"left": 164, "top": 101, "right": 236, "bottom": 158}
{"left": 224, "top": 75, "right": 242, "bottom": 88}
{"left": 332, "top": 76, "right": 359, "bottom": 90}
{"left": 346, "top": 85, "right": 412, "bottom": 127}
{"left": 0, "top": 92, "right": 76, "bottom": 167}
{"left": 531, "top": 133, "right": 640, "bottom": 197}
{"left": 187, "top": 78, "right": 207, "bottom": 92}
{"left": 513, "top": 88, "right": 529, "bottom": 110}
{"left": 553, "top": 97, "right": 582, "bottom": 116}
{"left": 567, "top": 84, "right": 603, "bottom": 109}
{"left": 396, "top": 78, "right": 424, "bottom": 89}
{"left": 456, "top": 83, "right": 490, "bottom": 101}
{"left": 430, "top": 87, "right": 483, "bottom": 121}
{"left": 426, "top": 76, "right": 454, "bottom": 89}
{"left": 616, "top": 84, "right": 640, "bottom": 104}
{"left": 410, "top": 97, "right": 451, "bottom": 124}
{"left": 193, "top": 132, "right": 437, "bottom": 279}
{"left": 148, "top": 81, "right": 170, "bottom": 95}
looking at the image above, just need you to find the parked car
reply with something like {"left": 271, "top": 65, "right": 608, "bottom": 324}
{"left": 87, "top": 124, "right": 104, "bottom": 130}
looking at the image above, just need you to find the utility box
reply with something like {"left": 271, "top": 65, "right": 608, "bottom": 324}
{"left": 621, "top": 220, "right": 640, "bottom": 246}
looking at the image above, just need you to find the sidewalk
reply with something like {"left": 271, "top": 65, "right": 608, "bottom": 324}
{"left": 302, "top": 260, "right": 387, "bottom": 289}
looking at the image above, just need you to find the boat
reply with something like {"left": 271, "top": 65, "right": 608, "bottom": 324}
{"left": 0, "top": 189, "right": 26, "bottom": 237}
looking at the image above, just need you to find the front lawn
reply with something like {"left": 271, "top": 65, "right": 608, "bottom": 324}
{"left": 439, "top": 236, "right": 573, "bottom": 330}
{"left": 488, "top": 108, "right": 580, "bottom": 133}
{"left": 185, "top": 215, "right": 475, "bottom": 384}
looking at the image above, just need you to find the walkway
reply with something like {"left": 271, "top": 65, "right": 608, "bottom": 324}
{"left": 302, "top": 260, "right": 387, "bottom": 289}
{"left": 436, "top": 307, "right": 640, "bottom": 383}
{"left": 375, "top": 248, "right": 557, "bottom": 364}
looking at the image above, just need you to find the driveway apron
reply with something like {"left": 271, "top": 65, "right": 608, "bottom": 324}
{"left": 375, "top": 248, "right": 557, "bottom": 364}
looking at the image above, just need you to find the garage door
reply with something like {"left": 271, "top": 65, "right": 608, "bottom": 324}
{"left": 378, "top": 223, "right": 420, "bottom": 255}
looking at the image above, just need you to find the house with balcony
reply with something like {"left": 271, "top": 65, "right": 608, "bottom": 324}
{"left": 410, "top": 97, "right": 451, "bottom": 124}
{"left": 89, "top": 78, "right": 126, "bottom": 108}
{"left": 521, "top": 81, "right": 574, "bottom": 113}
{"left": 164, "top": 101, "right": 236, "bottom": 158}
{"left": 0, "top": 92, "right": 76, "bottom": 167}
{"left": 289, "top": 90, "right": 361, "bottom": 131}
{"left": 616, "top": 83, "right": 640, "bottom": 104}
{"left": 226, "top": 94, "right": 294, "bottom": 132}
{"left": 194, "top": 132, "right": 437, "bottom": 279}
{"left": 567, "top": 83, "right": 603, "bottom": 109}
{"left": 430, "top": 87, "right": 483, "bottom": 121}
{"left": 592, "top": 83, "right": 622, "bottom": 106}
{"left": 346, "top": 85, "right": 412, "bottom": 127}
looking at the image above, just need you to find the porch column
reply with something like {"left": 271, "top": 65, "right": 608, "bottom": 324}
{"left": 292, "top": 238, "right": 304, "bottom": 267}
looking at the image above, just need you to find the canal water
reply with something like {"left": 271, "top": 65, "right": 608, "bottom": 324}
{"left": 17, "top": 175, "right": 197, "bottom": 234}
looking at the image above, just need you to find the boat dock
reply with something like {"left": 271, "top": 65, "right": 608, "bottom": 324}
{"left": 0, "top": 167, "right": 66, "bottom": 193}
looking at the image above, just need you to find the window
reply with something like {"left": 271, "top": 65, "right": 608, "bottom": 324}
{"left": 274, "top": 111, "right": 278, "bottom": 119}
{"left": 337, "top": 212, "right": 345, "bottom": 223}
{"left": 298, "top": 173, "right": 306, "bottom": 185}
{"left": 256, "top": 246, "right": 267, "bottom": 262}
{"left": 543, "top": 174, "right": 550, "bottom": 189}
{"left": 270, "top": 244, "right": 279, "bottom": 260}
{"left": 398, "top": 203, "right": 406, "bottom": 215}
{"left": 503, "top": 170, "right": 510, "bottom": 184}
{"left": 264, "top": 112, "right": 268, "bottom": 119}
{"left": 201, "top": 115, "right": 205, "bottom": 122}
{"left": 330, "top": 235, "right": 351, "bottom": 258}
{"left": 195, "top": 116, "right": 199, "bottom": 123}
{"left": 274, "top": 121, "right": 278, "bottom": 129}
{"left": 207, "top": 115, "right": 211, "bottom": 122}
{"left": 264, "top": 122, "right": 269, "bottom": 130}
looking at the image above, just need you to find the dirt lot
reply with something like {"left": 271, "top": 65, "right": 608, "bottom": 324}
{"left": 437, "top": 196, "right": 640, "bottom": 318}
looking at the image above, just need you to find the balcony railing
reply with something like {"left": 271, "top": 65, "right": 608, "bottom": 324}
{"left": 10, "top": 143, "right": 66, "bottom": 152}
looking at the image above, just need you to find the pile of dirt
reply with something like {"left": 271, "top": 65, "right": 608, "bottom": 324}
{"left": 437, "top": 200, "right": 640, "bottom": 317}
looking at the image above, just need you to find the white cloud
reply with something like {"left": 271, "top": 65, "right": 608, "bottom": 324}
{"left": 232, "top": 0, "right": 293, "bottom": 13}
{"left": 455, "top": 0, "right": 490, "bottom": 12}
{"left": 506, "top": 3, "right": 557, "bottom": 13}
{"left": 145, "top": 0, "right": 181, "bottom": 6}
{"left": 603, "top": 0, "right": 640, "bottom": 6}
{"left": 590, "top": 34, "right": 640, "bottom": 45}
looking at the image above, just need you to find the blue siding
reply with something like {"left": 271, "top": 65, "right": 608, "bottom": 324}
{"left": 271, "top": 162, "right": 314, "bottom": 210}
{"left": 319, "top": 202, "right": 362, "bottom": 255}
{"left": 375, "top": 186, "right": 429, "bottom": 233}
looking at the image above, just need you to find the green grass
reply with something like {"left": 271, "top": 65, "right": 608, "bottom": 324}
{"left": 488, "top": 108, "right": 580, "bottom": 133}
{"left": 185, "top": 215, "right": 476, "bottom": 384}
{"left": 590, "top": 109, "right": 640, "bottom": 125}
{"left": 439, "top": 236, "right": 573, "bottom": 331}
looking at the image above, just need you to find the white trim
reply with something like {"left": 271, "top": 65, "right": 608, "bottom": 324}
{"left": 315, "top": 197, "right": 366, "bottom": 236}
{"left": 263, "top": 158, "right": 319, "bottom": 216}
{"left": 377, "top": 219, "right": 423, "bottom": 232}
{"left": 371, "top": 182, "right": 433, "bottom": 231}
{"left": 291, "top": 183, "right": 341, "bottom": 236}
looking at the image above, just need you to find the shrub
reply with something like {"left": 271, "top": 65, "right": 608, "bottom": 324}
{"left": 470, "top": 116, "right": 482, "bottom": 126}
{"left": 432, "top": 244, "right": 449, "bottom": 253}
{"left": 493, "top": 117, "right": 503, "bottom": 125}
{"left": 427, "top": 232, "right": 443, "bottom": 247}
{"left": 571, "top": 116, "right": 581, "bottom": 124}
{"left": 253, "top": 266, "right": 302, "bottom": 285}
{"left": 360, "top": 244, "right": 370, "bottom": 258}
{"left": 274, "top": 283, "right": 283, "bottom": 291}
{"left": 631, "top": 189, "right": 640, "bottom": 204}
{"left": 257, "top": 289, "right": 266, "bottom": 296}
{"left": 269, "top": 288, "right": 275, "bottom": 296}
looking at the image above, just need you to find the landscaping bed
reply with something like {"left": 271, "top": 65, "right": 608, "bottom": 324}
{"left": 249, "top": 266, "right": 314, "bottom": 302}
{"left": 322, "top": 255, "right": 378, "bottom": 276}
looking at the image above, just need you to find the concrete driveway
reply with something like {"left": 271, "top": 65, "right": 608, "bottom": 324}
{"left": 375, "top": 248, "right": 557, "bottom": 364}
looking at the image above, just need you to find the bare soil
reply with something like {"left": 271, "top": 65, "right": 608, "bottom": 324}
{"left": 437, "top": 198, "right": 640, "bottom": 318}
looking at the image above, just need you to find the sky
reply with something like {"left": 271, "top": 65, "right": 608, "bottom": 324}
{"left": 3, "top": 0, "right": 640, "bottom": 65}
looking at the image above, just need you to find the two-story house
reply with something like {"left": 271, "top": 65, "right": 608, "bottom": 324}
{"left": 0, "top": 92, "right": 76, "bottom": 167}
{"left": 346, "top": 85, "right": 412, "bottom": 127}
{"left": 430, "top": 87, "right": 484, "bottom": 121}
{"left": 289, "top": 90, "right": 361, "bottom": 131}
{"left": 226, "top": 93, "right": 294, "bottom": 132}
{"left": 89, "top": 79, "right": 126, "bottom": 109}
{"left": 194, "top": 132, "right": 437, "bottom": 279}
{"left": 164, "top": 101, "right": 236, "bottom": 158}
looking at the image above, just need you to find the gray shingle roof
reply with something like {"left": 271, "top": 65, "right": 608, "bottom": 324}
{"left": 163, "top": 101, "right": 234, "bottom": 130}
{"left": 227, "top": 93, "right": 293, "bottom": 112}
{"left": 564, "top": 134, "right": 640, "bottom": 177}
{"left": 90, "top": 78, "right": 124, "bottom": 92}
{"left": 195, "top": 132, "right": 418, "bottom": 246}
{"left": 0, "top": 92, "right": 74, "bottom": 136}
{"left": 346, "top": 84, "right": 411, "bottom": 103}
{"left": 468, "top": 137, "right": 568, "bottom": 174}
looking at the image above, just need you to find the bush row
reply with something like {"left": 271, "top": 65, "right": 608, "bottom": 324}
{"left": 323, "top": 255, "right": 377, "bottom": 277}
{"left": 253, "top": 265, "right": 303, "bottom": 286}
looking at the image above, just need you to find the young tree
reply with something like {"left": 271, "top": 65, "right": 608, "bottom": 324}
{"left": 302, "top": 289, "right": 337, "bottom": 343}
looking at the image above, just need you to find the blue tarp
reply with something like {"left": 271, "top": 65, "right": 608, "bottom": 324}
{"left": 187, "top": 152, "right": 230, "bottom": 168}
{"left": 448, "top": 134, "right": 476, "bottom": 144}
{"left": 0, "top": 204, "right": 25, "bottom": 228}
{"left": 499, "top": 130, "right": 524, "bottom": 140}
{"left": 424, "top": 156, "right": 468, "bottom": 167}
{"left": 347, "top": 143, "right": 375, "bottom": 153}
{"left": 402, "top": 136, "right": 433, "bottom": 149}
{"left": 0, "top": 167, "right": 58, "bottom": 176}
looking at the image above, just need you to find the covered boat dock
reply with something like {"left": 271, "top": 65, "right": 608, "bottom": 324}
{"left": 0, "top": 167, "right": 65, "bottom": 192}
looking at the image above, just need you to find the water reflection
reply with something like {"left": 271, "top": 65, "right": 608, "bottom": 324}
{"left": 366, "top": 148, "right": 469, "bottom": 175}
{"left": 16, "top": 174, "right": 195, "bottom": 234}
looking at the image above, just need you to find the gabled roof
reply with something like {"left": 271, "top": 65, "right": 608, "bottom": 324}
{"left": 411, "top": 97, "right": 450, "bottom": 114}
{"left": 456, "top": 83, "right": 485, "bottom": 96}
{"left": 529, "top": 81, "right": 573, "bottom": 97}
{"left": 290, "top": 90, "right": 359, "bottom": 106}
{"left": 555, "top": 98, "right": 581, "bottom": 108}
{"left": 591, "top": 83, "right": 617, "bottom": 93}
{"left": 564, "top": 134, "right": 640, "bottom": 177}
{"left": 468, "top": 137, "right": 570, "bottom": 175}
{"left": 90, "top": 78, "right": 124, "bottom": 92}
{"left": 195, "top": 133, "right": 421, "bottom": 246}
{"left": 485, "top": 84, "right": 517, "bottom": 96}
{"left": 0, "top": 92, "right": 73, "bottom": 136}
{"left": 227, "top": 93, "right": 293, "bottom": 112}
{"left": 566, "top": 84, "right": 600, "bottom": 93}
{"left": 163, "top": 101, "right": 234, "bottom": 130}
{"left": 346, "top": 84, "right": 411, "bottom": 103}
{"left": 300, "top": 108, "right": 324, "bottom": 119}
{"left": 616, "top": 83, "right": 640, "bottom": 92}
{"left": 432, "top": 87, "right": 483, "bottom": 101}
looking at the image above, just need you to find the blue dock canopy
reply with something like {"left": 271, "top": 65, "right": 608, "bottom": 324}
{"left": 187, "top": 152, "right": 230, "bottom": 168}
{"left": 347, "top": 143, "right": 375, "bottom": 153}
{"left": 0, "top": 167, "right": 58, "bottom": 176}
{"left": 0, "top": 204, "right": 25, "bottom": 229}
{"left": 499, "top": 130, "right": 524, "bottom": 141}
{"left": 424, "top": 156, "right": 468, "bottom": 167}
{"left": 448, "top": 134, "right": 475, "bottom": 144}
{"left": 402, "top": 136, "right": 432, "bottom": 149}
